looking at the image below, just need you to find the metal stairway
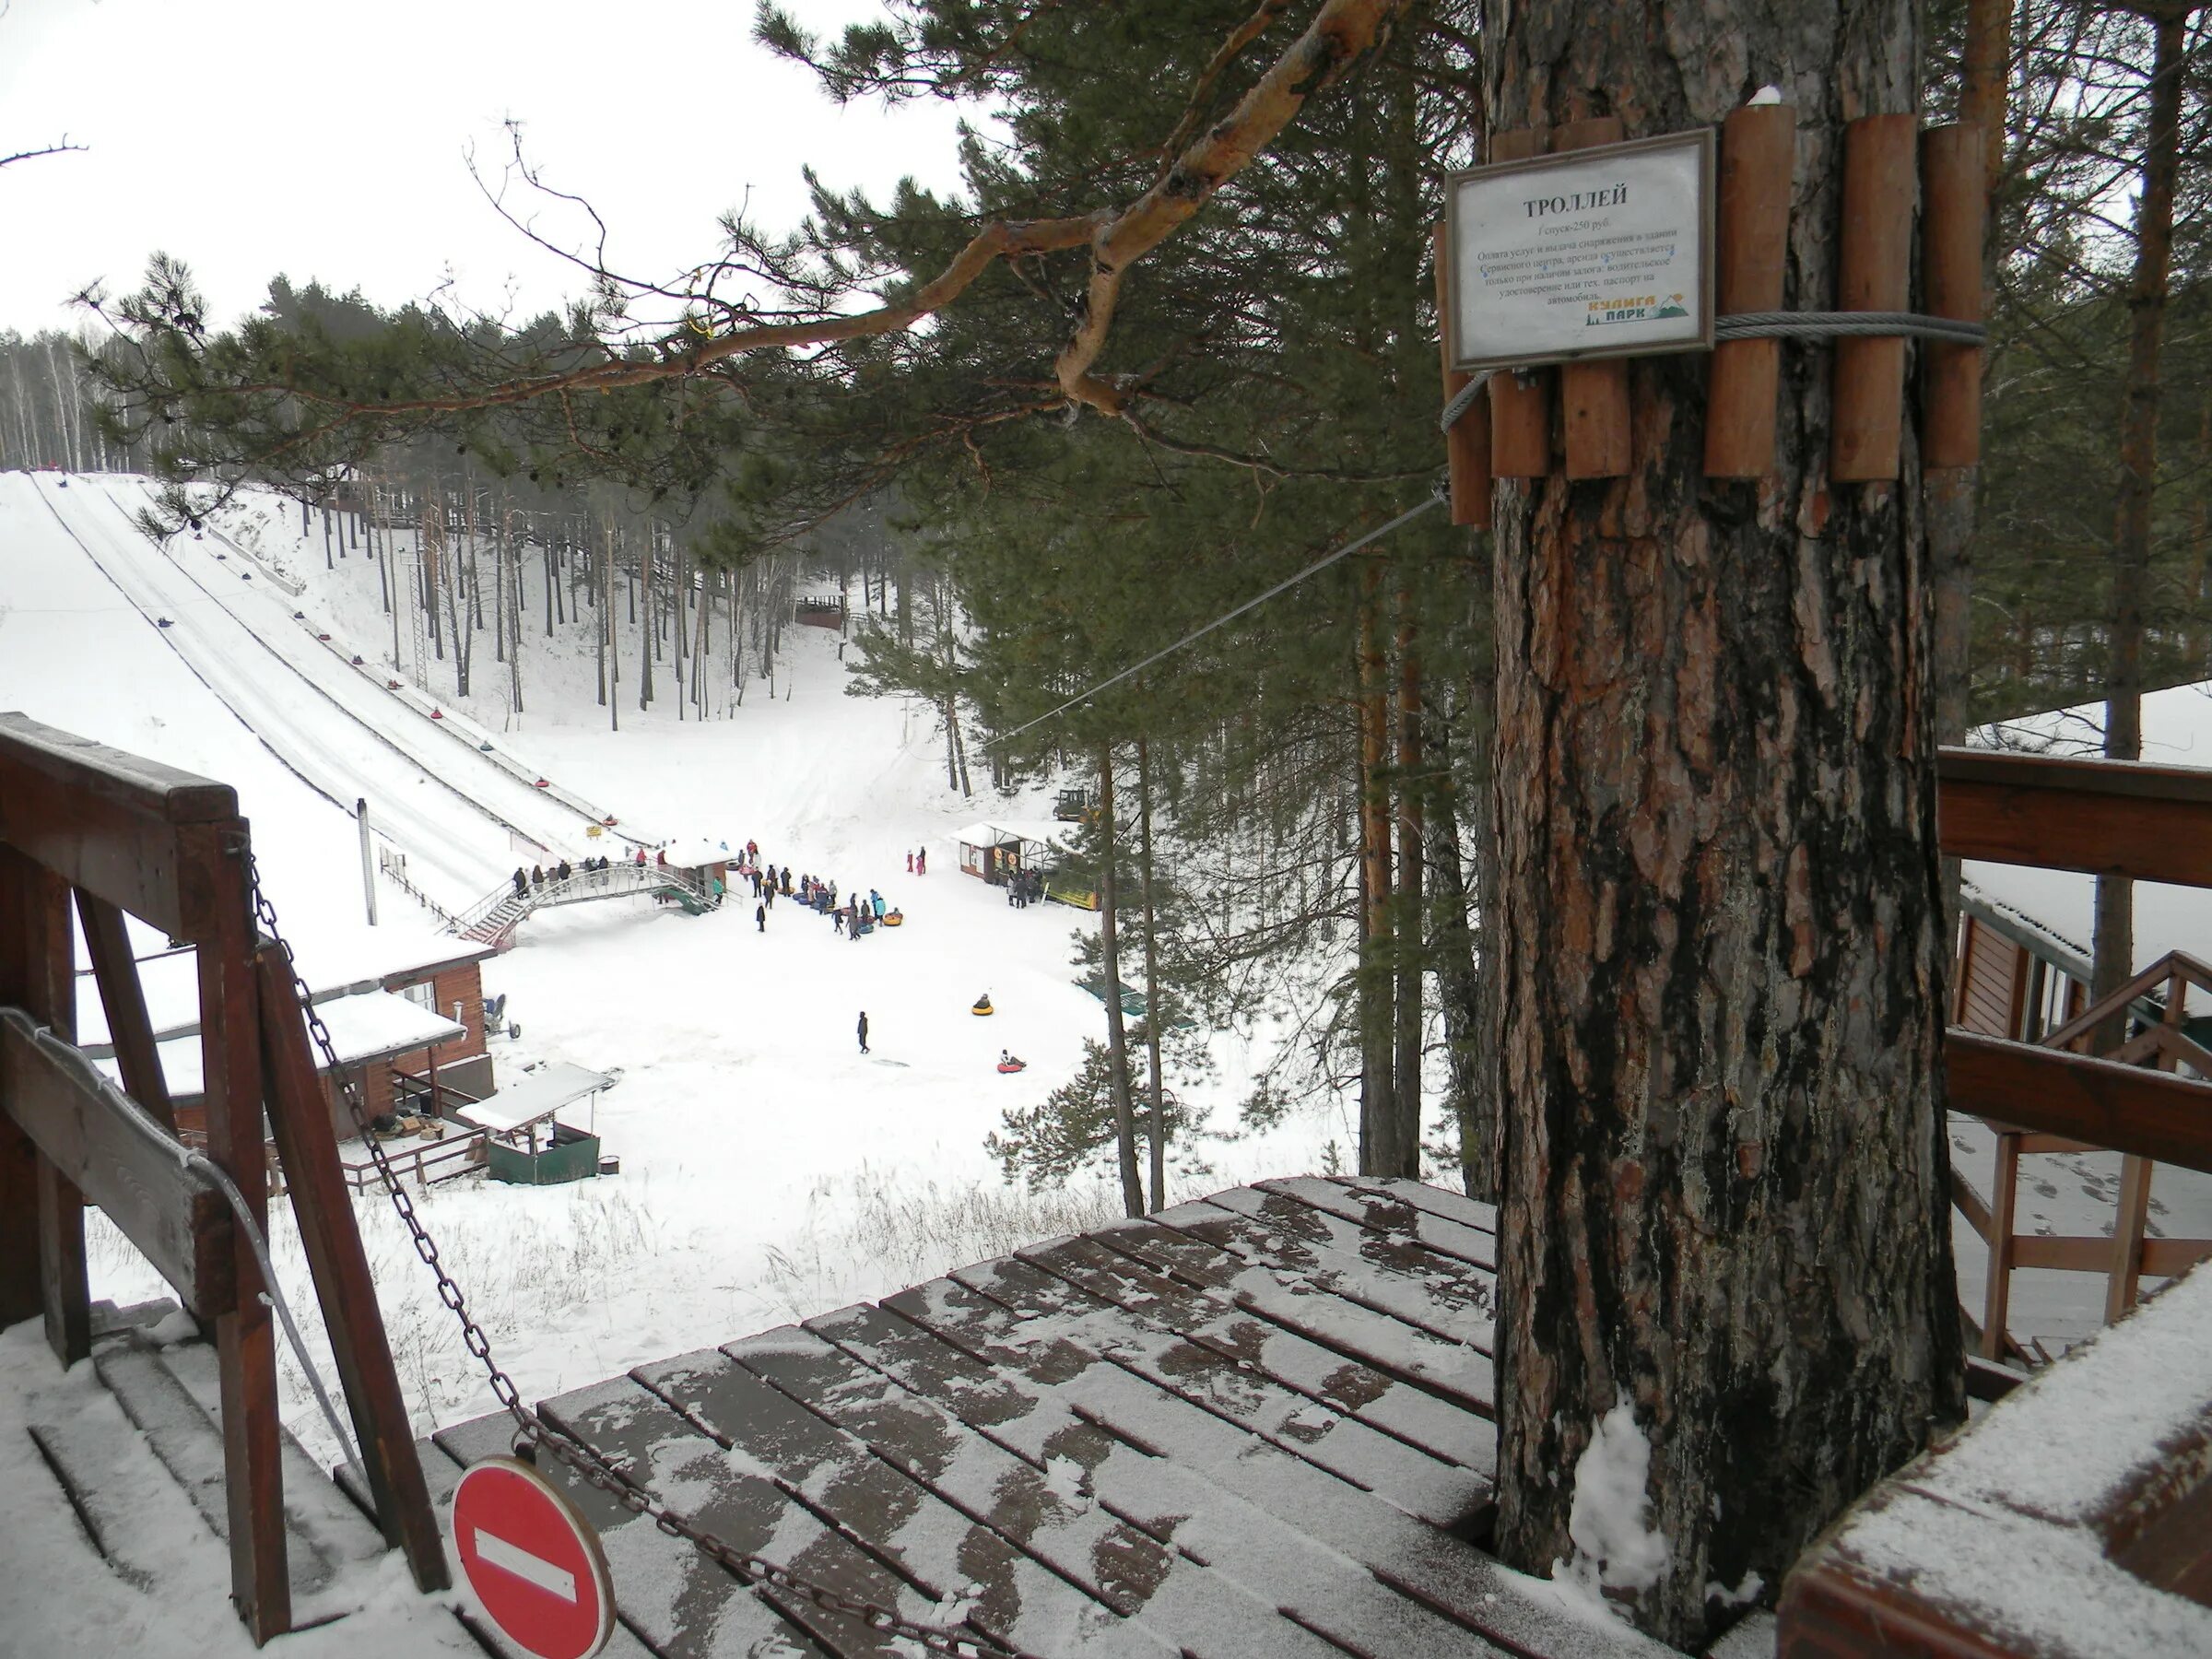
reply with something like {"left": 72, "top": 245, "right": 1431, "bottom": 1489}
{"left": 450, "top": 860, "right": 717, "bottom": 947}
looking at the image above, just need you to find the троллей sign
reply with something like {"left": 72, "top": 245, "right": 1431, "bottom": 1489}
{"left": 1446, "top": 128, "right": 1715, "bottom": 372}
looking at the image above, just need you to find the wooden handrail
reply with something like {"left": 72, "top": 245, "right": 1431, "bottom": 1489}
{"left": 2038, "top": 949, "right": 2212, "bottom": 1054}
{"left": 1938, "top": 745, "right": 2212, "bottom": 887}
{"left": 1947, "top": 1031, "right": 2212, "bottom": 1175}
{"left": 0, "top": 712, "right": 241, "bottom": 942}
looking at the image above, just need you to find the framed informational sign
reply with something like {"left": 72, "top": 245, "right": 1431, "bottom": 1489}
{"left": 1445, "top": 128, "right": 1715, "bottom": 372}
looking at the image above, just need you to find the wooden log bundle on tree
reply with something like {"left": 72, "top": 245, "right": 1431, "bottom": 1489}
{"left": 1481, "top": 3, "right": 1967, "bottom": 1646}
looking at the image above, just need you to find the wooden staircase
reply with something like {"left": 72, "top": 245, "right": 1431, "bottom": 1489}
{"left": 24, "top": 1299, "right": 392, "bottom": 1625}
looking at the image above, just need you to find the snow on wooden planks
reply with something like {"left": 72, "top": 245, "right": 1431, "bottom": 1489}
{"left": 429, "top": 1176, "right": 1676, "bottom": 1658}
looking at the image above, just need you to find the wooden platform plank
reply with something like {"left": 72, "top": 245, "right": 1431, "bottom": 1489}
{"left": 159, "top": 1339, "right": 388, "bottom": 1577}
{"left": 433, "top": 1402, "right": 831, "bottom": 1659}
{"left": 1017, "top": 1231, "right": 1490, "bottom": 1472}
{"left": 807, "top": 1297, "right": 1467, "bottom": 1658}
{"left": 728, "top": 1322, "right": 1340, "bottom": 1659}
{"left": 539, "top": 1374, "right": 956, "bottom": 1659}
{"left": 631, "top": 1345, "right": 1168, "bottom": 1657}
{"left": 873, "top": 1279, "right": 1513, "bottom": 1658}
{"left": 956, "top": 1248, "right": 1487, "bottom": 1526}
{"left": 1093, "top": 1218, "right": 1493, "bottom": 1412}
{"left": 889, "top": 1262, "right": 1665, "bottom": 1659}
{"left": 1263, "top": 1176, "right": 1498, "bottom": 1270}
{"left": 1336, "top": 1174, "right": 1500, "bottom": 1237}
{"left": 1183, "top": 1187, "right": 1497, "bottom": 1352}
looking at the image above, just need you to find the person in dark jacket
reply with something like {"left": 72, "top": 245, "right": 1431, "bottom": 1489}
{"left": 512, "top": 868, "right": 528, "bottom": 899}
{"left": 756, "top": 901, "right": 766, "bottom": 933}
{"left": 857, "top": 1010, "right": 869, "bottom": 1053}
{"left": 531, "top": 865, "right": 545, "bottom": 887}
{"left": 556, "top": 860, "right": 571, "bottom": 882}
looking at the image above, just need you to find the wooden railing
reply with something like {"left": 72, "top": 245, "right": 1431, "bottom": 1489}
{"left": 1776, "top": 747, "right": 2212, "bottom": 1653}
{"left": 0, "top": 712, "right": 446, "bottom": 1642}
{"left": 1936, "top": 747, "right": 2212, "bottom": 1364}
{"left": 1952, "top": 949, "right": 2212, "bottom": 1353}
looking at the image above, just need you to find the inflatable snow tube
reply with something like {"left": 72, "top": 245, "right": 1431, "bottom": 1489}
{"left": 882, "top": 911, "right": 903, "bottom": 927}
{"left": 971, "top": 998, "right": 994, "bottom": 1017}
{"left": 996, "top": 1060, "right": 1027, "bottom": 1074}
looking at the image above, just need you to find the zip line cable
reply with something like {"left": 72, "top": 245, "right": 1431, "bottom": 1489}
{"left": 981, "top": 482, "right": 1449, "bottom": 753}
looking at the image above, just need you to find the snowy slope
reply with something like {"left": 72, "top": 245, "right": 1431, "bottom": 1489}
{"left": 5, "top": 474, "right": 1339, "bottom": 1508}
{"left": 0, "top": 472, "right": 457, "bottom": 979}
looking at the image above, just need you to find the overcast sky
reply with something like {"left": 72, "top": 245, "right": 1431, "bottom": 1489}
{"left": 0, "top": 0, "right": 976, "bottom": 337}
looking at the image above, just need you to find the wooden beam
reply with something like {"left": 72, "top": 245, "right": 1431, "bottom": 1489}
{"left": 254, "top": 945, "right": 450, "bottom": 1593}
{"left": 0, "top": 844, "right": 90, "bottom": 1363}
{"left": 1705, "top": 101, "right": 1795, "bottom": 478}
{"left": 187, "top": 819, "right": 289, "bottom": 1642}
{"left": 1554, "top": 116, "right": 1631, "bottom": 480}
{"left": 0, "top": 713, "right": 237, "bottom": 942}
{"left": 1936, "top": 747, "right": 2212, "bottom": 887}
{"left": 1830, "top": 114, "right": 1919, "bottom": 481}
{"left": 1948, "top": 1030, "right": 2212, "bottom": 1174}
{"left": 1920, "top": 123, "right": 1986, "bottom": 468}
{"left": 1486, "top": 129, "right": 1552, "bottom": 479}
{"left": 76, "top": 889, "right": 177, "bottom": 1134}
{"left": 0, "top": 1010, "right": 235, "bottom": 1315}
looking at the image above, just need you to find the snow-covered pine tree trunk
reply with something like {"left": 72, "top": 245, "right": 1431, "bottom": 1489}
{"left": 1481, "top": 1, "right": 1965, "bottom": 1643}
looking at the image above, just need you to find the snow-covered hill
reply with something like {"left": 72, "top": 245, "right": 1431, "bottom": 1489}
{"left": 0, "top": 472, "right": 1345, "bottom": 1492}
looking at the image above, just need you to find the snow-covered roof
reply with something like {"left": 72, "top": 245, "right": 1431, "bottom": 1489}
{"left": 658, "top": 837, "right": 737, "bottom": 869}
{"left": 953, "top": 818, "right": 1071, "bottom": 851}
{"left": 93, "top": 988, "right": 463, "bottom": 1100}
{"left": 456, "top": 1061, "right": 614, "bottom": 1134}
{"left": 73, "top": 923, "right": 488, "bottom": 1052}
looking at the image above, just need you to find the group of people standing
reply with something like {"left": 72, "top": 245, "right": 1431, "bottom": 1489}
{"left": 514, "top": 855, "right": 619, "bottom": 897}
{"left": 737, "top": 843, "right": 904, "bottom": 943}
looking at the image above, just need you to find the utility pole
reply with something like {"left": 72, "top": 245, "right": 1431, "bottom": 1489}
{"left": 356, "top": 798, "right": 378, "bottom": 926}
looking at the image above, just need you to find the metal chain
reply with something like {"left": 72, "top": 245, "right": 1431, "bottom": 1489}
{"left": 245, "top": 857, "right": 1029, "bottom": 1659}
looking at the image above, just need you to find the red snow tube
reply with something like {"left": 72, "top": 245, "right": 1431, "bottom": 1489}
{"left": 996, "top": 1060, "right": 1027, "bottom": 1074}
{"left": 429, "top": 709, "right": 444, "bottom": 720}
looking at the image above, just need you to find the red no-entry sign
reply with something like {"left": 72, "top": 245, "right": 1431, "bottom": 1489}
{"left": 453, "top": 1456, "right": 616, "bottom": 1659}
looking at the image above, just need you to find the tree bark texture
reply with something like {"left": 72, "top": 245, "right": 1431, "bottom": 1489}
{"left": 1484, "top": 6, "right": 1965, "bottom": 1644}
{"left": 1097, "top": 749, "right": 1147, "bottom": 1220}
{"left": 2092, "top": 9, "right": 2186, "bottom": 1055}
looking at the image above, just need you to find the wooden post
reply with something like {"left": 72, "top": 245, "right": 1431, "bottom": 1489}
{"left": 2107, "top": 967, "right": 2183, "bottom": 1322}
{"left": 1981, "top": 1128, "right": 2021, "bottom": 1361}
{"left": 1556, "top": 116, "right": 1632, "bottom": 480}
{"left": 78, "top": 890, "right": 177, "bottom": 1133}
{"left": 189, "top": 821, "right": 289, "bottom": 1641}
{"left": 1433, "top": 222, "right": 1493, "bottom": 528}
{"left": 254, "top": 946, "right": 450, "bottom": 1592}
{"left": 1921, "top": 123, "right": 1986, "bottom": 469}
{"left": 1488, "top": 129, "right": 1553, "bottom": 479}
{"left": 1705, "top": 102, "right": 1796, "bottom": 477}
{"left": 1830, "top": 114, "right": 1919, "bottom": 482}
{"left": 1, "top": 843, "right": 50, "bottom": 1330}
{"left": 1, "top": 847, "right": 91, "bottom": 1366}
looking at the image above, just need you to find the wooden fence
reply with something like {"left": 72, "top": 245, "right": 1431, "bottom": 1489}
{"left": 0, "top": 712, "right": 446, "bottom": 1642}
